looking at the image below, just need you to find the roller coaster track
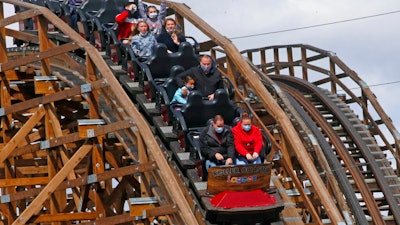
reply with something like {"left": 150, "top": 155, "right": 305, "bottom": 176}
{"left": 272, "top": 75, "right": 400, "bottom": 224}
{"left": 0, "top": 0, "right": 399, "bottom": 224}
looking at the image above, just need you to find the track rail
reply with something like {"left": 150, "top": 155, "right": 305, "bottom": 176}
{"left": 273, "top": 75, "right": 400, "bottom": 224}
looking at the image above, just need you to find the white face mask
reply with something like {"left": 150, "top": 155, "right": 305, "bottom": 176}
{"left": 166, "top": 28, "right": 175, "bottom": 33}
{"left": 140, "top": 31, "right": 148, "bottom": 36}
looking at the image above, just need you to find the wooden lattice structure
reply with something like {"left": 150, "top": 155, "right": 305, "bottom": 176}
{"left": 0, "top": 1, "right": 201, "bottom": 224}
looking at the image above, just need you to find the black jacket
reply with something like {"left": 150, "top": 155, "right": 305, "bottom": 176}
{"left": 175, "top": 65, "right": 224, "bottom": 97}
{"left": 156, "top": 32, "right": 186, "bottom": 53}
{"left": 199, "top": 125, "right": 235, "bottom": 163}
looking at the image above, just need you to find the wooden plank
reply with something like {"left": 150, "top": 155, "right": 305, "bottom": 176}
{"left": 4, "top": 162, "right": 157, "bottom": 203}
{"left": 0, "top": 9, "right": 41, "bottom": 28}
{"left": 5, "top": 28, "right": 39, "bottom": 44}
{"left": 11, "top": 120, "right": 134, "bottom": 158}
{"left": 0, "top": 79, "right": 108, "bottom": 116}
{"left": 12, "top": 144, "right": 92, "bottom": 225}
{"left": 0, "top": 42, "right": 80, "bottom": 72}
{"left": 0, "top": 177, "right": 49, "bottom": 187}
{"left": 130, "top": 204, "right": 156, "bottom": 217}
{"left": 75, "top": 214, "right": 135, "bottom": 225}
{"left": 146, "top": 205, "right": 178, "bottom": 218}
{"left": 0, "top": 105, "right": 46, "bottom": 164}
{"left": 16, "top": 166, "right": 48, "bottom": 175}
{"left": 32, "top": 212, "right": 97, "bottom": 223}
{"left": 34, "top": 79, "right": 59, "bottom": 94}
{"left": 46, "top": 103, "right": 81, "bottom": 207}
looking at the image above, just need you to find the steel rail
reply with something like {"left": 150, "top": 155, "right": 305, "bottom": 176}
{"left": 273, "top": 75, "right": 400, "bottom": 224}
{"left": 275, "top": 80, "right": 376, "bottom": 225}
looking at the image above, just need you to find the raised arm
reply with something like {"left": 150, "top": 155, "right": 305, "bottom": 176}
{"left": 158, "top": 0, "right": 167, "bottom": 21}
{"left": 138, "top": 0, "right": 147, "bottom": 19}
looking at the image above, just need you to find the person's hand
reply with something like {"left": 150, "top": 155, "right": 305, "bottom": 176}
{"left": 246, "top": 153, "right": 253, "bottom": 161}
{"left": 171, "top": 33, "right": 179, "bottom": 45}
{"left": 181, "top": 86, "right": 188, "bottom": 97}
{"left": 252, "top": 152, "right": 259, "bottom": 159}
{"left": 127, "top": 4, "right": 136, "bottom": 11}
{"left": 208, "top": 93, "right": 215, "bottom": 101}
{"left": 225, "top": 158, "right": 233, "bottom": 165}
{"left": 215, "top": 153, "right": 224, "bottom": 160}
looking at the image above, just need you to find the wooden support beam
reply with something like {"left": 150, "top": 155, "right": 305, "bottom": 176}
{"left": 11, "top": 120, "right": 134, "bottom": 158}
{"left": 0, "top": 79, "right": 108, "bottom": 116}
{"left": 146, "top": 205, "right": 178, "bottom": 218}
{"left": 0, "top": 42, "right": 80, "bottom": 72}
{"left": 76, "top": 214, "right": 136, "bottom": 225}
{"left": 0, "top": 8, "right": 42, "bottom": 28}
{"left": 0, "top": 105, "right": 46, "bottom": 164}
{"left": 1, "top": 161, "right": 157, "bottom": 204}
{"left": 0, "top": 177, "right": 49, "bottom": 187}
{"left": 5, "top": 28, "right": 39, "bottom": 44}
{"left": 31, "top": 212, "right": 97, "bottom": 223}
{"left": 12, "top": 144, "right": 93, "bottom": 225}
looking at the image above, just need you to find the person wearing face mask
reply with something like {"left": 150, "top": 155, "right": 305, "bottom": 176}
{"left": 171, "top": 75, "right": 195, "bottom": 105}
{"left": 232, "top": 113, "right": 263, "bottom": 165}
{"left": 138, "top": 0, "right": 166, "bottom": 36}
{"left": 200, "top": 115, "right": 235, "bottom": 171}
{"left": 175, "top": 55, "right": 224, "bottom": 101}
{"left": 115, "top": 1, "right": 139, "bottom": 44}
{"left": 156, "top": 18, "right": 186, "bottom": 53}
{"left": 130, "top": 21, "right": 157, "bottom": 61}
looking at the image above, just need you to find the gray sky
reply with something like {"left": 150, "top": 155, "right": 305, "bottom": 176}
{"left": 174, "top": 0, "right": 400, "bottom": 132}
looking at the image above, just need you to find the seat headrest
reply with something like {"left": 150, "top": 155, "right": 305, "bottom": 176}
{"left": 213, "top": 89, "right": 230, "bottom": 105}
{"left": 151, "top": 43, "right": 168, "bottom": 58}
{"left": 186, "top": 90, "right": 203, "bottom": 105}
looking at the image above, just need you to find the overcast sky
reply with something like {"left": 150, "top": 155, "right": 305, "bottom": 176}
{"left": 172, "top": 0, "right": 400, "bottom": 134}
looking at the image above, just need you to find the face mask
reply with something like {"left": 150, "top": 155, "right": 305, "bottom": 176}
{"left": 201, "top": 65, "right": 211, "bottom": 72}
{"left": 186, "top": 85, "right": 194, "bottom": 90}
{"left": 140, "top": 31, "right": 148, "bottom": 36}
{"left": 215, "top": 127, "right": 224, "bottom": 134}
{"left": 242, "top": 125, "right": 251, "bottom": 132}
{"left": 166, "top": 28, "right": 175, "bottom": 33}
{"left": 149, "top": 13, "right": 158, "bottom": 19}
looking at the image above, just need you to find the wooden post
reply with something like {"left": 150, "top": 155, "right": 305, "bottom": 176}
{"left": 37, "top": 15, "right": 51, "bottom": 76}
{"left": 12, "top": 144, "right": 93, "bottom": 225}
{"left": 287, "top": 47, "right": 295, "bottom": 76}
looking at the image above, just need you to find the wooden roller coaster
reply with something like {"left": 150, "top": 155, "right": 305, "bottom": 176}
{"left": 0, "top": 0, "right": 399, "bottom": 224}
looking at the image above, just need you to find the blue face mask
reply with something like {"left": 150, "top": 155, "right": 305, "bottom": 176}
{"left": 186, "top": 85, "right": 194, "bottom": 90}
{"left": 149, "top": 13, "right": 158, "bottom": 19}
{"left": 215, "top": 127, "right": 224, "bottom": 134}
{"left": 242, "top": 125, "right": 251, "bottom": 132}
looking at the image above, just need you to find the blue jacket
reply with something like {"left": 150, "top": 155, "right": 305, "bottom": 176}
{"left": 131, "top": 33, "right": 157, "bottom": 59}
{"left": 171, "top": 87, "right": 188, "bottom": 104}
